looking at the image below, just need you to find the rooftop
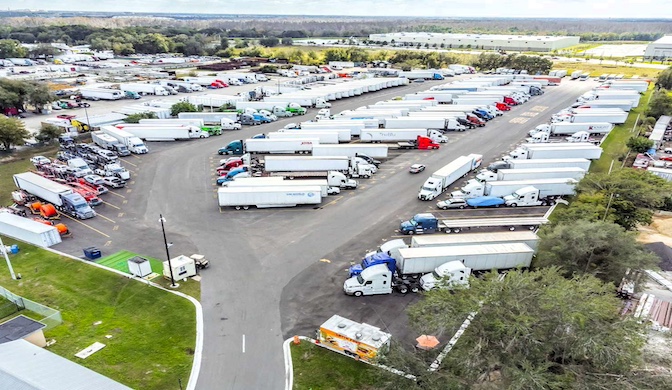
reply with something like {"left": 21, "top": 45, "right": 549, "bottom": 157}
{"left": 373, "top": 32, "right": 576, "bottom": 42}
{"left": 0, "top": 315, "right": 46, "bottom": 344}
{"left": 651, "top": 35, "right": 672, "bottom": 45}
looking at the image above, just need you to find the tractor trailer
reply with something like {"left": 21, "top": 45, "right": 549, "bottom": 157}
{"left": 506, "top": 144, "right": 602, "bottom": 160}
{"left": 418, "top": 154, "right": 483, "bottom": 201}
{"left": 13, "top": 172, "right": 96, "bottom": 219}
{"left": 487, "top": 158, "right": 591, "bottom": 172}
{"left": 453, "top": 178, "right": 578, "bottom": 199}
{"left": 218, "top": 138, "right": 318, "bottom": 155}
{"left": 475, "top": 167, "right": 586, "bottom": 182}
{"left": 217, "top": 186, "right": 322, "bottom": 209}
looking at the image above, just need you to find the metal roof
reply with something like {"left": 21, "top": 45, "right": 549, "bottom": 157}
{"left": 0, "top": 340, "right": 132, "bottom": 390}
{"left": 320, "top": 315, "right": 391, "bottom": 349}
{"left": 650, "top": 116, "right": 671, "bottom": 143}
{"left": 398, "top": 243, "right": 534, "bottom": 259}
{"left": 0, "top": 213, "right": 56, "bottom": 235}
{"left": 651, "top": 35, "right": 672, "bottom": 45}
{"left": 0, "top": 315, "right": 46, "bottom": 344}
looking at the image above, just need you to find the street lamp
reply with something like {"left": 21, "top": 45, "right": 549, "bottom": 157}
{"left": 83, "top": 105, "right": 91, "bottom": 133}
{"left": 159, "top": 214, "right": 177, "bottom": 288}
{"left": 0, "top": 236, "right": 17, "bottom": 280}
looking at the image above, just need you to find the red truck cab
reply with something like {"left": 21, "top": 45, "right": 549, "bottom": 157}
{"left": 466, "top": 114, "right": 486, "bottom": 127}
{"left": 217, "top": 159, "right": 244, "bottom": 175}
{"left": 417, "top": 136, "right": 440, "bottom": 150}
{"left": 495, "top": 102, "right": 511, "bottom": 111}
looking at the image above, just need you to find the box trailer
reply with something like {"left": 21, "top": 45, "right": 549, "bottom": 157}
{"left": 299, "top": 121, "right": 365, "bottom": 136}
{"left": 507, "top": 145, "right": 603, "bottom": 160}
{"left": 264, "top": 156, "right": 350, "bottom": 172}
{"left": 311, "top": 144, "right": 389, "bottom": 159}
{"left": 418, "top": 154, "right": 483, "bottom": 201}
{"left": 456, "top": 178, "right": 578, "bottom": 199}
{"left": 119, "top": 83, "right": 169, "bottom": 96}
{"left": 552, "top": 112, "right": 628, "bottom": 124}
{"left": 243, "top": 138, "right": 318, "bottom": 154}
{"left": 530, "top": 122, "right": 614, "bottom": 136}
{"left": 226, "top": 178, "right": 334, "bottom": 196}
{"left": 382, "top": 117, "right": 453, "bottom": 131}
{"left": 360, "top": 129, "right": 440, "bottom": 143}
{"left": 187, "top": 94, "right": 242, "bottom": 108}
{"left": 13, "top": 172, "right": 96, "bottom": 219}
{"left": 0, "top": 213, "right": 62, "bottom": 247}
{"left": 317, "top": 315, "right": 391, "bottom": 361}
{"left": 279, "top": 128, "right": 351, "bottom": 142}
{"left": 91, "top": 131, "right": 130, "bottom": 156}
{"left": 114, "top": 125, "right": 206, "bottom": 141}
{"left": 178, "top": 112, "right": 240, "bottom": 126}
{"left": 410, "top": 231, "right": 539, "bottom": 251}
{"left": 453, "top": 97, "right": 502, "bottom": 105}
{"left": 100, "top": 126, "right": 148, "bottom": 154}
{"left": 80, "top": 88, "right": 124, "bottom": 101}
{"left": 487, "top": 158, "right": 592, "bottom": 172}
{"left": 647, "top": 167, "right": 672, "bottom": 181}
{"left": 573, "top": 100, "right": 634, "bottom": 111}
{"left": 404, "top": 93, "right": 452, "bottom": 103}
{"left": 475, "top": 167, "right": 586, "bottom": 182}
{"left": 217, "top": 185, "right": 322, "bottom": 209}
{"left": 267, "top": 131, "right": 339, "bottom": 144}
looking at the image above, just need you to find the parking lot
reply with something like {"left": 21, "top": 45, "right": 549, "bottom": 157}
{"left": 25, "top": 75, "right": 598, "bottom": 390}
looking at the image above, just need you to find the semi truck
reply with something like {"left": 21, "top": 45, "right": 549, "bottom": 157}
{"left": 528, "top": 122, "right": 614, "bottom": 137}
{"left": 100, "top": 126, "right": 149, "bottom": 154}
{"left": 382, "top": 117, "right": 466, "bottom": 132}
{"left": 571, "top": 100, "right": 634, "bottom": 111}
{"left": 187, "top": 94, "right": 242, "bottom": 108}
{"left": 234, "top": 101, "right": 306, "bottom": 116}
{"left": 114, "top": 125, "right": 207, "bottom": 141}
{"left": 119, "top": 83, "right": 169, "bottom": 96}
{"left": 578, "top": 91, "right": 640, "bottom": 107}
{"left": 343, "top": 243, "right": 533, "bottom": 295}
{"left": 90, "top": 131, "right": 131, "bottom": 156}
{"left": 404, "top": 92, "right": 452, "bottom": 103}
{"left": 398, "top": 71, "right": 444, "bottom": 80}
{"left": 266, "top": 131, "right": 339, "bottom": 145}
{"left": 138, "top": 118, "right": 222, "bottom": 136}
{"left": 311, "top": 144, "right": 389, "bottom": 159}
{"left": 487, "top": 158, "right": 592, "bottom": 172}
{"left": 360, "top": 129, "right": 447, "bottom": 143}
{"left": 177, "top": 112, "right": 242, "bottom": 128}
{"left": 475, "top": 167, "right": 586, "bottom": 182}
{"left": 279, "top": 128, "right": 351, "bottom": 142}
{"left": 452, "top": 97, "right": 503, "bottom": 106}
{"left": 263, "top": 155, "right": 372, "bottom": 180}
{"left": 453, "top": 178, "right": 578, "bottom": 200}
{"left": 298, "top": 121, "right": 366, "bottom": 136}
{"left": 13, "top": 172, "right": 96, "bottom": 219}
{"left": 218, "top": 138, "right": 318, "bottom": 155}
{"left": 506, "top": 144, "right": 603, "bottom": 160}
{"left": 217, "top": 186, "right": 322, "bottom": 209}
{"left": 264, "top": 95, "right": 331, "bottom": 108}
{"left": 418, "top": 154, "right": 483, "bottom": 201}
{"left": 225, "top": 177, "right": 339, "bottom": 196}
{"left": 399, "top": 213, "right": 549, "bottom": 235}
{"left": 79, "top": 88, "right": 124, "bottom": 101}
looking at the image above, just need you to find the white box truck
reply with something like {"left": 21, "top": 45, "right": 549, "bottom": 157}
{"left": 114, "top": 125, "right": 207, "bottom": 141}
{"left": 418, "top": 154, "right": 483, "bottom": 201}
{"left": 80, "top": 88, "right": 124, "bottom": 101}
{"left": 13, "top": 172, "right": 96, "bottom": 219}
{"left": 225, "top": 178, "right": 338, "bottom": 196}
{"left": 100, "top": 126, "right": 149, "bottom": 154}
{"left": 0, "top": 213, "right": 62, "bottom": 247}
{"left": 506, "top": 145, "right": 602, "bottom": 160}
{"left": 119, "top": 83, "right": 169, "bottom": 96}
{"left": 311, "top": 144, "right": 389, "bottom": 159}
{"left": 91, "top": 131, "right": 131, "bottom": 156}
{"left": 475, "top": 167, "right": 586, "bottom": 182}
{"left": 217, "top": 185, "right": 322, "bottom": 209}
{"left": 267, "top": 131, "right": 339, "bottom": 144}
{"left": 454, "top": 178, "right": 578, "bottom": 199}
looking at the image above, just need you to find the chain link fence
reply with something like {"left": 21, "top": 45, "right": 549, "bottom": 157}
{"left": 0, "top": 286, "right": 62, "bottom": 330}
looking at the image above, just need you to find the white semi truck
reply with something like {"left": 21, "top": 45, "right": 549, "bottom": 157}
{"left": 486, "top": 158, "right": 592, "bottom": 172}
{"left": 528, "top": 122, "right": 613, "bottom": 137}
{"left": 79, "top": 88, "right": 124, "bottom": 101}
{"left": 224, "top": 177, "right": 339, "bottom": 196}
{"left": 360, "top": 128, "right": 448, "bottom": 143}
{"left": 264, "top": 155, "right": 372, "bottom": 181}
{"left": 311, "top": 144, "right": 389, "bottom": 159}
{"left": 475, "top": 167, "right": 586, "bottom": 182}
{"left": 119, "top": 83, "right": 169, "bottom": 96}
{"left": 410, "top": 231, "right": 539, "bottom": 251}
{"left": 418, "top": 154, "right": 483, "bottom": 201}
{"left": 382, "top": 117, "right": 465, "bottom": 132}
{"left": 266, "top": 131, "right": 339, "bottom": 145}
{"left": 90, "top": 131, "right": 131, "bottom": 156}
{"left": 100, "top": 126, "right": 148, "bottom": 154}
{"left": 217, "top": 186, "right": 322, "bottom": 209}
{"left": 114, "top": 124, "right": 208, "bottom": 141}
{"left": 453, "top": 178, "right": 578, "bottom": 200}
{"left": 506, "top": 144, "right": 603, "bottom": 160}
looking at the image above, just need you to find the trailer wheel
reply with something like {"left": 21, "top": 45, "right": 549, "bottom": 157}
{"left": 453, "top": 228, "right": 461, "bottom": 233}
{"left": 353, "top": 291, "right": 363, "bottom": 297}
{"left": 510, "top": 203, "right": 517, "bottom": 207}
{"left": 243, "top": 206, "right": 250, "bottom": 210}
{"left": 411, "top": 286, "right": 420, "bottom": 293}
{"left": 235, "top": 206, "right": 242, "bottom": 210}
{"left": 529, "top": 226, "right": 536, "bottom": 230}
{"left": 398, "top": 286, "right": 409, "bottom": 294}
{"left": 509, "top": 226, "right": 516, "bottom": 231}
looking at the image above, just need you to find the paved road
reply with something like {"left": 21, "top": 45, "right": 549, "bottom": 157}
{"left": 43, "top": 76, "right": 596, "bottom": 390}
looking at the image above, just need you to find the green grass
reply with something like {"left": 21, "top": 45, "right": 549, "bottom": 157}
{"left": 292, "top": 341, "right": 389, "bottom": 390}
{"left": 0, "top": 143, "right": 60, "bottom": 206}
{"left": 0, "top": 236, "right": 196, "bottom": 390}
{"left": 590, "top": 87, "right": 654, "bottom": 173}
{"left": 552, "top": 63, "right": 662, "bottom": 79}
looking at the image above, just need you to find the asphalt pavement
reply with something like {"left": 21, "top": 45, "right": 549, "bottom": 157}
{"left": 37, "top": 75, "right": 597, "bottom": 390}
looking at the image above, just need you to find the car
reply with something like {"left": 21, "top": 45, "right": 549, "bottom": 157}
{"left": 436, "top": 198, "right": 468, "bottom": 210}
{"left": 83, "top": 174, "right": 104, "bottom": 186}
{"left": 467, "top": 196, "right": 505, "bottom": 208}
{"left": 409, "top": 164, "right": 426, "bottom": 174}
{"left": 51, "top": 102, "right": 63, "bottom": 110}
{"left": 30, "top": 156, "right": 51, "bottom": 165}
{"left": 660, "top": 156, "right": 672, "bottom": 162}
{"left": 102, "top": 176, "right": 125, "bottom": 189}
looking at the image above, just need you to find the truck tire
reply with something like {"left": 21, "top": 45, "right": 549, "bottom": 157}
{"left": 353, "top": 291, "right": 363, "bottom": 297}
{"left": 510, "top": 203, "right": 517, "bottom": 207}
{"left": 411, "top": 286, "right": 420, "bottom": 293}
{"left": 509, "top": 226, "right": 516, "bottom": 231}
{"left": 235, "top": 206, "right": 242, "bottom": 210}
{"left": 398, "top": 286, "right": 409, "bottom": 294}
{"left": 407, "top": 230, "right": 414, "bottom": 235}
{"left": 243, "top": 206, "right": 250, "bottom": 210}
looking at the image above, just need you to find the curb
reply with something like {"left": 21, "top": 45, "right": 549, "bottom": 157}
{"left": 42, "top": 247, "right": 204, "bottom": 390}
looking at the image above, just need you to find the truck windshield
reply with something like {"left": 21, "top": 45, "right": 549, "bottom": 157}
{"left": 356, "top": 275, "right": 365, "bottom": 284}
{"left": 75, "top": 202, "right": 90, "bottom": 211}
{"left": 408, "top": 218, "right": 418, "bottom": 226}
{"left": 432, "top": 270, "right": 442, "bottom": 279}
{"left": 421, "top": 186, "right": 434, "bottom": 192}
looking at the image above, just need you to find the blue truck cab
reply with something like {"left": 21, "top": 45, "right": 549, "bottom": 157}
{"left": 348, "top": 252, "right": 397, "bottom": 277}
{"left": 474, "top": 109, "right": 493, "bottom": 120}
{"left": 252, "top": 113, "right": 273, "bottom": 123}
{"left": 432, "top": 73, "right": 445, "bottom": 80}
{"left": 216, "top": 166, "right": 249, "bottom": 185}
{"left": 399, "top": 213, "right": 440, "bottom": 235}
{"left": 218, "top": 140, "right": 244, "bottom": 155}
{"left": 64, "top": 193, "right": 96, "bottom": 219}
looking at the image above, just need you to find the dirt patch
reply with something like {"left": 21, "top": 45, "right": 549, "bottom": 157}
{"left": 638, "top": 215, "right": 672, "bottom": 246}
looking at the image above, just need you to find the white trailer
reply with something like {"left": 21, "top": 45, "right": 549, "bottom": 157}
{"left": 244, "top": 138, "right": 318, "bottom": 154}
{"left": 475, "top": 167, "right": 586, "bottom": 182}
{"left": 119, "top": 83, "right": 169, "bottom": 96}
{"left": 139, "top": 118, "right": 207, "bottom": 128}
{"left": 410, "top": 231, "right": 539, "bottom": 251}
{"left": 114, "top": 125, "right": 206, "bottom": 141}
{"left": 400, "top": 114, "right": 466, "bottom": 131}
{"left": 487, "top": 158, "right": 592, "bottom": 172}
{"left": 530, "top": 122, "right": 614, "bottom": 136}
{"left": 648, "top": 168, "right": 672, "bottom": 181}
{"left": 300, "top": 121, "right": 365, "bottom": 136}
{"left": 552, "top": 112, "right": 628, "bottom": 124}
{"left": 80, "top": 88, "right": 124, "bottom": 101}
{"left": 599, "top": 82, "right": 648, "bottom": 93}
{"left": 382, "top": 117, "right": 452, "bottom": 131}
{"left": 374, "top": 100, "right": 437, "bottom": 108}
{"left": 91, "top": 131, "right": 120, "bottom": 149}
{"left": 264, "top": 156, "right": 350, "bottom": 172}
{"left": 311, "top": 144, "right": 389, "bottom": 159}
{"left": 360, "top": 128, "right": 434, "bottom": 143}
{"left": 572, "top": 100, "right": 634, "bottom": 111}
{"left": 404, "top": 93, "right": 452, "bottom": 103}
{"left": 0, "top": 213, "right": 62, "bottom": 247}
{"left": 187, "top": 94, "right": 243, "bottom": 108}
{"left": 114, "top": 105, "right": 172, "bottom": 119}
{"left": 217, "top": 186, "right": 322, "bottom": 209}
{"left": 507, "top": 145, "right": 603, "bottom": 160}
{"left": 267, "top": 131, "right": 339, "bottom": 144}
{"left": 264, "top": 95, "right": 330, "bottom": 108}
{"left": 279, "top": 128, "right": 351, "bottom": 142}
{"left": 453, "top": 97, "right": 502, "bottom": 105}
{"left": 456, "top": 178, "right": 578, "bottom": 199}
{"left": 418, "top": 154, "right": 483, "bottom": 201}
{"left": 396, "top": 243, "right": 534, "bottom": 274}
{"left": 178, "top": 112, "right": 240, "bottom": 126}
{"left": 226, "top": 178, "right": 334, "bottom": 197}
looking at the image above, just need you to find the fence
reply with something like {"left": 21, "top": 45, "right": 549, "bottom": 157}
{"left": 0, "top": 286, "right": 62, "bottom": 330}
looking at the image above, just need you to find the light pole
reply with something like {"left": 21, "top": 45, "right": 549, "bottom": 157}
{"left": 603, "top": 193, "right": 619, "bottom": 221}
{"left": 83, "top": 105, "right": 91, "bottom": 133}
{"left": 159, "top": 214, "right": 177, "bottom": 288}
{"left": 0, "top": 236, "right": 16, "bottom": 280}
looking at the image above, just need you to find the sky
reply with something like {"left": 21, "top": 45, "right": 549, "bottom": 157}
{"left": 7, "top": 0, "right": 671, "bottom": 19}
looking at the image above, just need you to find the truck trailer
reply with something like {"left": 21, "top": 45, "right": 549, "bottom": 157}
{"left": 487, "top": 158, "right": 591, "bottom": 172}
{"left": 91, "top": 131, "right": 130, "bottom": 156}
{"left": 115, "top": 124, "right": 207, "bottom": 141}
{"left": 454, "top": 178, "right": 578, "bottom": 199}
{"left": 418, "top": 154, "right": 483, "bottom": 201}
{"left": 119, "top": 83, "right": 169, "bottom": 96}
{"left": 383, "top": 117, "right": 465, "bottom": 132}
{"left": 225, "top": 177, "right": 338, "bottom": 196}
{"left": 360, "top": 128, "right": 447, "bottom": 143}
{"left": 218, "top": 138, "right": 318, "bottom": 155}
{"left": 507, "top": 144, "right": 602, "bottom": 160}
{"left": 410, "top": 231, "right": 539, "bottom": 251}
{"left": 267, "top": 131, "right": 339, "bottom": 144}
{"left": 399, "top": 213, "right": 549, "bottom": 235}
{"left": 79, "top": 88, "right": 124, "bottom": 101}
{"left": 100, "top": 126, "right": 148, "bottom": 154}
{"left": 0, "top": 213, "right": 62, "bottom": 247}
{"left": 311, "top": 144, "right": 389, "bottom": 159}
{"left": 529, "top": 122, "right": 614, "bottom": 137}
{"left": 475, "top": 167, "right": 586, "bottom": 182}
{"left": 13, "top": 172, "right": 96, "bottom": 219}
{"left": 217, "top": 185, "right": 322, "bottom": 209}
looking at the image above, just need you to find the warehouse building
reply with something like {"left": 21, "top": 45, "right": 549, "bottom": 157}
{"left": 644, "top": 35, "right": 672, "bottom": 60}
{"left": 369, "top": 32, "right": 580, "bottom": 52}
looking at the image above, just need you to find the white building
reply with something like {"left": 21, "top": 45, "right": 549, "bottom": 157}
{"left": 644, "top": 36, "right": 672, "bottom": 60}
{"left": 369, "top": 32, "right": 580, "bottom": 52}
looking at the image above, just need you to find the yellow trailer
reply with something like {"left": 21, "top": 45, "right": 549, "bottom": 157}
{"left": 318, "top": 315, "right": 391, "bottom": 361}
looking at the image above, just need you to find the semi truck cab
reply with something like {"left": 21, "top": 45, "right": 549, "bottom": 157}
{"left": 63, "top": 193, "right": 96, "bottom": 219}
{"left": 419, "top": 261, "right": 471, "bottom": 291}
{"left": 451, "top": 180, "right": 485, "bottom": 199}
{"left": 343, "top": 264, "right": 393, "bottom": 296}
{"left": 399, "top": 213, "right": 440, "bottom": 235}
{"left": 503, "top": 186, "right": 553, "bottom": 207}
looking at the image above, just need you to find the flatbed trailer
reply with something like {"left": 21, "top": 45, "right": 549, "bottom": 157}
{"left": 440, "top": 217, "right": 549, "bottom": 233}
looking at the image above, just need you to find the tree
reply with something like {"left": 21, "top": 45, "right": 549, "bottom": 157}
{"left": 646, "top": 89, "right": 672, "bottom": 119}
{"left": 258, "top": 37, "right": 280, "bottom": 47}
{"left": 626, "top": 136, "right": 655, "bottom": 153}
{"left": 0, "top": 116, "right": 30, "bottom": 150}
{"left": 655, "top": 66, "right": 672, "bottom": 90}
{"left": 536, "top": 220, "right": 658, "bottom": 283}
{"left": 29, "top": 44, "right": 59, "bottom": 59}
{"left": 35, "top": 124, "right": 63, "bottom": 144}
{"left": 123, "top": 112, "right": 158, "bottom": 123}
{"left": 0, "top": 39, "right": 28, "bottom": 58}
{"left": 219, "top": 37, "right": 229, "bottom": 50}
{"left": 281, "top": 37, "right": 293, "bottom": 46}
{"left": 170, "top": 102, "right": 198, "bottom": 117}
{"left": 26, "top": 82, "right": 56, "bottom": 113}
{"left": 381, "top": 268, "right": 663, "bottom": 390}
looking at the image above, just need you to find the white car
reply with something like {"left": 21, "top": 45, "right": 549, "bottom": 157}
{"left": 102, "top": 176, "right": 125, "bottom": 189}
{"left": 84, "top": 174, "right": 105, "bottom": 186}
{"left": 30, "top": 156, "right": 51, "bottom": 165}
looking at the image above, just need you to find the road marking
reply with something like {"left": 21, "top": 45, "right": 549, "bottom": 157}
{"left": 118, "top": 212, "right": 125, "bottom": 218}
{"left": 104, "top": 241, "right": 112, "bottom": 246}
{"left": 242, "top": 335, "right": 246, "bottom": 353}
{"left": 95, "top": 213, "right": 116, "bottom": 223}
{"left": 126, "top": 189, "right": 132, "bottom": 193}
{"left": 113, "top": 225, "right": 119, "bottom": 231}
{"left": 520, "top": 112, "right": 538, "bottom": 117}
{"left": 530, "top": 105, "right": 549, "bottom": 112}
{"left": 509, "top": 117, "right": 530, "bottom": 124}
{"left": 219, "top": 206, "right": 223, "bottom": 213}
{"left": 319, "top": 259, "right": 331, "bottom": 263}
{"left": 129, "top": 181, "right": 135, "bottom": 185}
{"left": 321, "top": 195, "right": 344, "bottom": 207}
{"left": 107, "top": 191, "right": 126, "bottom": 199}
{"left": 120, "top": 159, "right": 137, "bottom": 167}
{"left": 60, "top": 215, "right": 110, "bottom": 238}
{"left": 102, "top": 201, "right": 120, "bottom": 210}
{"left": 130, "top": 154, "right": 141, "bottom": 160}
{"left": 122, "top": 200, "right": 128, "bottom": 204}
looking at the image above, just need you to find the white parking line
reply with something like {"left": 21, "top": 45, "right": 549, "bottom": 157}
{"left": 242, "top": 334, "right": 246, "bottom": 353}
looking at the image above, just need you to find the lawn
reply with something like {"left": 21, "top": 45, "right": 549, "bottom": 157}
{"left": 0, "top": 143, "right": 60, "bottom": 206}
{"left": 292, "top": 341, "right": 394, "bottom": 390}
{"left": 0, "top": 236, "right": 196, "bottom": 390}
{"left": 552, "top": 63, "right": 662, "bottom": 79}
{"left": 590, "top": 87, "right": 654, "bottom": 173}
